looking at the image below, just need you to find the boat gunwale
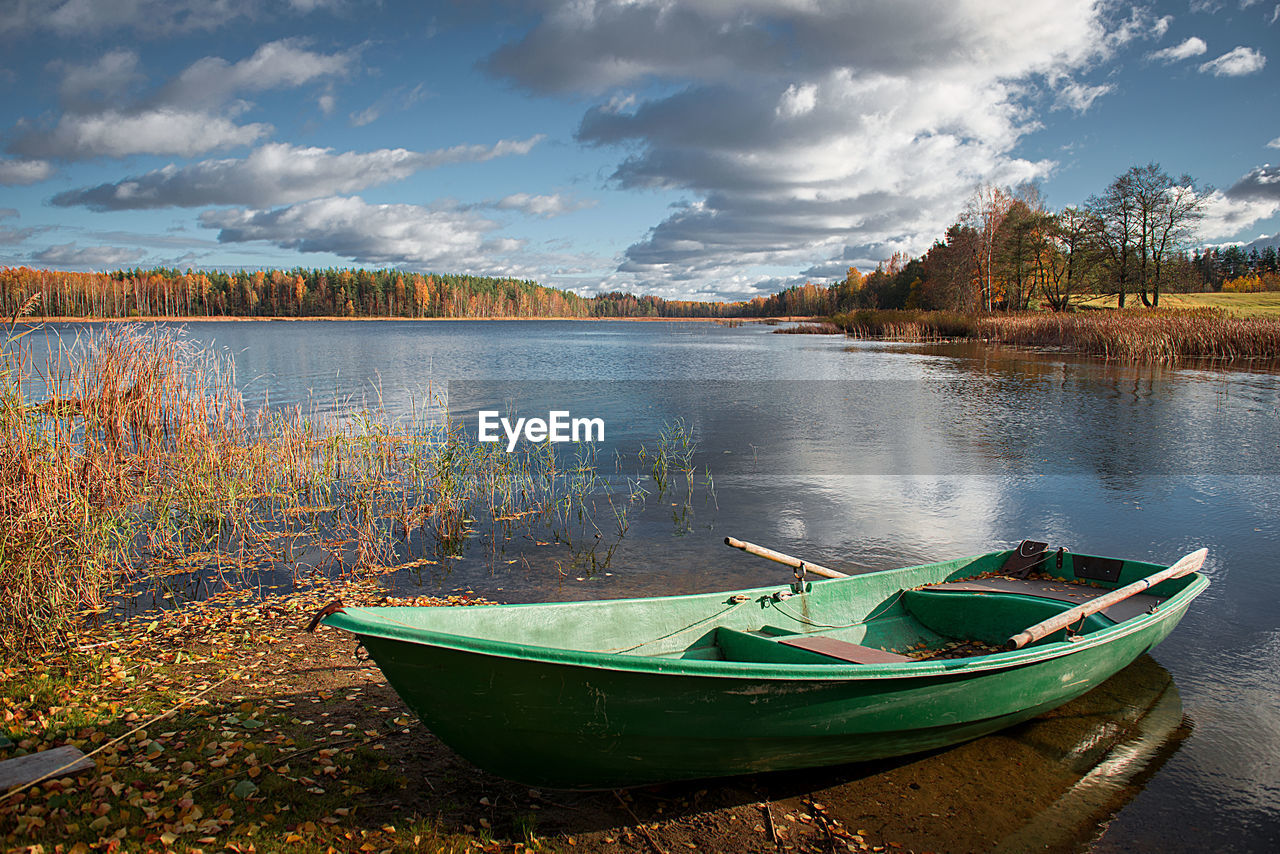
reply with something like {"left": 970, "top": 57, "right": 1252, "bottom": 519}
{"left": 322, "top": 556, "right": 1209, "bottom": 682}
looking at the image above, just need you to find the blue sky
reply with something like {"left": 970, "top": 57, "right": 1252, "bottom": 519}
{"left": 1, "top": 1, "right": 1277, "bottom": 302}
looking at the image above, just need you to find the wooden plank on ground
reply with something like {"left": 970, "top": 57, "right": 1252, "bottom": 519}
{"left": 0, "top": 745, "right": 95, "bottom": 791}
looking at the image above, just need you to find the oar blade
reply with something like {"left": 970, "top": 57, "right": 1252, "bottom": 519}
{"left": 1167, "top": 547, "right": 1209, "bottom": 578}
{"left": 1007, "top": 547, "right": 1208, "bottom": 650}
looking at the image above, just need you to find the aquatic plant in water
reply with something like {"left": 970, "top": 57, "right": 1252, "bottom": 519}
{"left": 0, "top": 323, "right": 710, "bottom": 656}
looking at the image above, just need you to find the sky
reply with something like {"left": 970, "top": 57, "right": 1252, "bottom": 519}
{"left": 0, "top": 0, "right": 1278, "bottom": 302}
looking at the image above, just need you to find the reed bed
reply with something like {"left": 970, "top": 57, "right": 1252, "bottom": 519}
{"left": 976, "top": 309, "right": 1280, "bottom": 362}
{"left": 0, "top": 324, "right": 696, "bottom": 657}
{"left": 832, "top": 310, "right": 980, "bottom": 341}
{"left": 773, "top": 321, "right": 842, "bottom": 334}
{"left": 832, "top": 307, "right": 1280, "bottom": 362}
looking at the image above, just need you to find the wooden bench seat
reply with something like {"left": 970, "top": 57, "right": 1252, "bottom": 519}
{"left": 778, "top": 635, "right": 913, "bottom": 664}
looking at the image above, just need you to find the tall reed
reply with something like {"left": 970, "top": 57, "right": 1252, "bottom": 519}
{"left": 0, "top": 324, "right": 657, "bottom": 656}
{"left": 832, "top": 310, "right": 980, "bottom": 341}
{"left": 977, "top": 309, "right": 1280, "bottom": 362}
{"left": 831, "top": 307, "right": 1280, "bottom": 362}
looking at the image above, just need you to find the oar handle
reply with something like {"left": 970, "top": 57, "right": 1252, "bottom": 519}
{"left": 723, "top": 537, "right": 850, "bottom": 579}
{"left": 1006, "top": 548, "right": 1207, "bottom": 650}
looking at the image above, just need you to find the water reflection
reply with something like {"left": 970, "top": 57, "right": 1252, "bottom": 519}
{"left": 579, "top": 655, "right": 1187, "bottom": 854}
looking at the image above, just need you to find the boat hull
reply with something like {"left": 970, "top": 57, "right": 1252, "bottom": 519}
{"left": 325, "top": 549, "right": 1207, "bottom": 788}
{"left": 358, "top": 594, "right": 1192, "bottom": 788}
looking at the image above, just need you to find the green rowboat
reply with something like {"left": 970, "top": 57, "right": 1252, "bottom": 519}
{"left": 319, "top": 545, "right": 1208, "bottom": 789}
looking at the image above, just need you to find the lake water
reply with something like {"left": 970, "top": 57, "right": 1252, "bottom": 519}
{"left": 30, "top": 319, "right": 1280, "bottom": 851}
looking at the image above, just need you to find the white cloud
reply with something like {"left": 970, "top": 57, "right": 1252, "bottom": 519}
{"left": 55, "top": 49, "right": 145, "bottom": 106}
{"left": 1228, "top": 164, "right": 1280, "bottom": 201}
{"left": 776, "top": 83, "right": 818, "bottom": 119}
{"left": 14, "top": 109, "right": 271, "bottom": 159}
{"left": 0, "top": 158, "right": 55, "bottom": 185}
{"left": 1200, "top": 190, "right": 1280, "bottom": 241}
{"left": 0, "top": 227, "right": 35, "bottom": 247}
{"left": 1199, "top": 46, "right": 1267, "bottom": 76}
{"left": 1054, "top": 80, "right": 1114, "bottom": 113}
{"left": 9, "top": 39, "right": 354, "bottom": 162}
{"left": 32, "top": 243, "right": 145, "bottom": 270}
{"left": 2, "top": 0, "right": 339, "bottom": 37}
{"left": 349, "top": 105, "right": 381, "bottom": 127}
{"left": 1, "top": 0, "right": 262, "bottom": 37}
{"left": 481, "top": 0, "right": 1168, "bottom": 296}
{"left": 345, "top": 83, "right": 434, "bottom": 129}
{"left": 52, "top": 137, "right": 544, "bottom": 210}
{"left": 159, "top": 38, "right": 355, "bottom": 108}
{"left": 488, "top": 1, "right": 1126, "bottom": 95}
{"left": 0, "top": 210, "right": 47, "bottom": 246}
{"left": 1196, "top": 164, "right": 1280, "bottom": 240}
{"left": 1148, "top": 37, "right": 1209, "bottom": 63}
{"left": 199, "top": 196, "right": 523, "bottom": 271}
{"left": 1268, "top": 136, "right": 1280, "bottom": 149}
{"left": 491, "top": 193, "right": 595, "bottom": 217}
{"left": 1106, "top": 9, "right": 1171, "bottom": 47}
{"left": 289, "top": 0, "right": 343, "bottom": 10}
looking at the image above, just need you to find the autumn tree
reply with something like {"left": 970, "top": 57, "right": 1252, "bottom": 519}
{"left": 995, "top": 187, "right": 1052, "bottom": 311}
{"left": 1038, "top": 207, "right": 1095, "bottom": 311}
{"left": 960, "top": 185, "right": 1014, "bottom": 311}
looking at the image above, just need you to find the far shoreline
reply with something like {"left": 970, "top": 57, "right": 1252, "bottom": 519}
{"left": 15, "top": 314, "right": 817, "bottom": 324}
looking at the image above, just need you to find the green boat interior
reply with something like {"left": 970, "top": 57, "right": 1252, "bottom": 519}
{"left": 672, "top": 584, "right": 1135, "bottom": 665}
{"left": 339, "top": 547, "right": 1203, "bottom": 667}
{"left": 663, "top": 553, "right": 1190, "bottom": 665}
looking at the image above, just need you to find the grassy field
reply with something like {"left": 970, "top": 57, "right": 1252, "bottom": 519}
{"left": 1077, "top": 292, "right": 1280, "bottom": 317}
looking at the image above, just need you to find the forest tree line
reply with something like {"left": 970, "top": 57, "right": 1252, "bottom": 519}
{"left": 3, "top": 163, "right": 1274, "bottom": 321}
{"left": 751, "top": 163, "right": 1279, "bottom": 317}
{"left": 0, "top": 267, "right": 744, "bottom": 320}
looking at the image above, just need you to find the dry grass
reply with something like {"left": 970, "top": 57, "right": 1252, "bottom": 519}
{"left": 832, "top": 310, "right": 980, "bottom": 341}
{"left": 0, "top": 324, "right": 642, "bottom": 657}
{"left": 977, "top": 309, "right": 1280, "bottom": 362}
{"left": 773, "top": 322, "right": 842, "bottom": 335}
{"left": 830, "top": 306, "right": 1280, "bottom": 363}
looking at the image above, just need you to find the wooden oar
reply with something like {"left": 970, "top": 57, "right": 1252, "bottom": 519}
{"left": 1007, "top": 548, "right": 1208, "bottom": 650}
{"left": 723, "top": 536, "right": 850, "bottom": 579}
